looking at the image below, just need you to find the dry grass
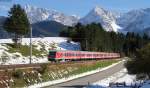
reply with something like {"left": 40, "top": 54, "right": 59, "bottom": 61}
{"left": 0, "top": 59, "right": 119, "bottom": 87}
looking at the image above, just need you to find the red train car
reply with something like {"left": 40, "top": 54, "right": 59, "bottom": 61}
{"left": 48, "top": 50, "right": 120, "bottom": 61}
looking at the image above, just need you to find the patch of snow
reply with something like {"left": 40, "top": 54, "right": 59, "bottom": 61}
{"left": 115, "top": 74, "right": 136, "bottom": 85}
{"left": 111, "top": 21, "right": 122, "bottom": 32}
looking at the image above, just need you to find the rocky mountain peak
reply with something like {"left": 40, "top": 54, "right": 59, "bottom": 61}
{"left": 24, "top": 5, "right": 79, "bottom": 26}
{"left": 80, "top": 6, "right": 121, "bottom": 32}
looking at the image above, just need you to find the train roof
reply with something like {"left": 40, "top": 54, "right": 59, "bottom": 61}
{"left": 48, "top": 50, "right": 118, "bottom": 54}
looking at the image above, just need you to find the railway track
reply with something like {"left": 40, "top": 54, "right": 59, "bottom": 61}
{"left": 0, "top": 60, "right": 93, "bottom": 71}
{"left": 0, "top": 63, "right": 43, "bottom": 71}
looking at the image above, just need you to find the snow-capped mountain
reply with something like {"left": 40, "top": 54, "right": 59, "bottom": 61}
{"left": 117, "top": 8, "right": 150, "bottom": 33}
{"left": 1, "top": 5, "right": 150, "bottom": 36}
{"left": 24, "top": 5, "right": 79, "bottom": 26}
{"left": 23, "top": 5, "right": 150, "bottom": 34}
{"left": 80, "top": 6, "right": 121, "bottom": 32}
{"left": 80, "top": 6, "right": 150, "bottom": 35}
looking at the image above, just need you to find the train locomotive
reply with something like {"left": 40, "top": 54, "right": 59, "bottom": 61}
{"left": 48, "top": 50, "right": 120, "bottom": 62}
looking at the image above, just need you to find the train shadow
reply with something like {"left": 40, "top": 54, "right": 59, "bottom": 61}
{"left": 61, "top": 85, "right": 86, "bottom": 88}
{"left": 61, "top": 85, "right": 105, "bottom": 88}
{"left": 86, "top": 85, "right": 106, "bottom": 88}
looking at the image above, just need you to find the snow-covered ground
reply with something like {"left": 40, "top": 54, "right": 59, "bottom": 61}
{"left": 0, "top": 37, "right": 80, "bottom": 65}
{"left": 87, "top": 69, "right": 150, "bottom": 88}
{"left": 87, "top": 69, "right": 136, "bottom": 88}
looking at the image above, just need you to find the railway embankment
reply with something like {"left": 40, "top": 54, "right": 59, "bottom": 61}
{"left": 0, "top": 59, "right": 120, "bottom": 88}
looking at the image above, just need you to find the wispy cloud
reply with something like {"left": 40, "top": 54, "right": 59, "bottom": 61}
{"left": 0, "top": 0, "right": 12, "bottom": 2}
{"left": 0, "top": 5, "right": 9, "bottom": 11}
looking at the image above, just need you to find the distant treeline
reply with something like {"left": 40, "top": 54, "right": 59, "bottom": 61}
{"left": 59, "top": 23, "right": 150, "bottom": 56}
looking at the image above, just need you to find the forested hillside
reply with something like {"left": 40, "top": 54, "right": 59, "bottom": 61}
{"left": 60, "top": 23, "right": 150, "bottom": 56}
{"left": 32, "top": 21, "right": 66, "bottom": 37}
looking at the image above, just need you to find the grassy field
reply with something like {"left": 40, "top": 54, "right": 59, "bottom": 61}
{"left": 4, "top": 59, "right": 120, "bottom": 87}
{"left": 6, "top": 44, "right": 47, "bottom": 57}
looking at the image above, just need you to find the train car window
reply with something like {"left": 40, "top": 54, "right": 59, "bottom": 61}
{"left": 78, "top": 54, "right": 80, "bottom": 56}
{"left": 96, "top": 54, "right": 98, "bottom": 56}
{"left": 70, "top": 53, "right": 72, "bottom": 56}
{"left": 67, "top": 53, "right": 69, "bottom": 56}
{"left": 68, "top": 53, "right": 70, "bottom": 56}
{"left": 86, "top": 54, "right": 89, "bottom": 57}
{"left": 93, "top": 54, "right": 95, "bottom": 57}
{"left": 87, "top": 54, "right": 91, "bottom": 57}
{"left": 82, "top": 54, "right": 85, "bottom": 56}
{"left": 71, "top": 53, "right": 74, "bottom": 56}
{"left": 79, "top": 54, "right": 81, "bottom": 56}
{"left": 65, "top": 53, "right": 68, "bottom": 56}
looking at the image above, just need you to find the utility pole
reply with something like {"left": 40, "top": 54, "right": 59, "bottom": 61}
{"left": 30, "top": 27, "right": 32, "bottom": 64}
{"left": 86, "top": 39, "right": 88, "bottom": 50}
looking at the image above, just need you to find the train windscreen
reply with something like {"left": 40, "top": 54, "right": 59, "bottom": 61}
{"left": 48, "top": 51, "right": 56, "bottom": 61}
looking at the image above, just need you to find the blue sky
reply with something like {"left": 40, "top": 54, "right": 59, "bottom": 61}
{"left": 0, "top": 0, "right": 150, "bottom": 17}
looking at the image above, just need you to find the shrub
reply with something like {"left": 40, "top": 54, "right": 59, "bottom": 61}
{"left": 12, "top": 70, "right": 23, "bottom": 79}
{"left": 37, "top": 64, "right": 48, "bottom": 74}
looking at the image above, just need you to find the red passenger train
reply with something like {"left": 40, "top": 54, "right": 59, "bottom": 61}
{"left": 48, "top": 50, "right": 120, "bottom": 61}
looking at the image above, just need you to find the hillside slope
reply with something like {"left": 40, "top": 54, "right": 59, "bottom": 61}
{"left": 32, "top": 21, "right": 66, "bottom": 37}
{"left": 0, "top": 37, "right": 80, "bottom": 65}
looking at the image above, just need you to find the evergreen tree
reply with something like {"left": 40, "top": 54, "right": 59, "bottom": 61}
{"left": 3, "top": 4, "right": 30, "bottom": 45}
{"left": 126, "top": 43, "right": 150, "bottom": 79}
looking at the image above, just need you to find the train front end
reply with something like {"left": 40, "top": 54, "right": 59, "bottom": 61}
{"left": 48, "top": 50, "right": 57, "bottom": 61}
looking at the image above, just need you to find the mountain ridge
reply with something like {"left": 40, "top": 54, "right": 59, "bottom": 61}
{"left": 0, "top": 5, "right": 150, "bottom": 37}
{"left": 24, "top": 5, "right": 79, "bottom": 26}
